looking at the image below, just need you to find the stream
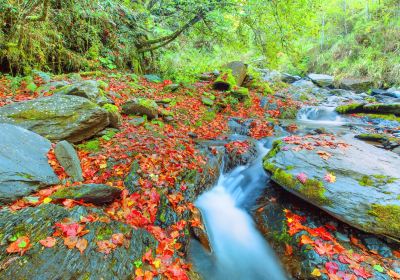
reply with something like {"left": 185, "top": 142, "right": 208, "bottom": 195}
{"left": 191, "top": 106, "right": 352, "bottom": 279}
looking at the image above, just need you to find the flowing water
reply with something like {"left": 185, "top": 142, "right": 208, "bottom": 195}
{"left": 191, "top": 140, "right": 288, "bottom": 280}
{"left": 191, "top": 107, "right": 349, "bottom": 279}
{"left": 297, "top": 106, "right": 345, "bottom": 125}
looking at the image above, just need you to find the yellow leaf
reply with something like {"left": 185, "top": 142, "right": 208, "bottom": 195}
{"left": 99, "top": 163, "right": 107, "bottom": 169}
{"left": 43, "top": 197, "right": 52, "bottom": 204}
{"left": 311, "top": 268, "right": 321, "bottom": 277}
{"left": 153, "top": 258, "right": 161, "bottom": 269}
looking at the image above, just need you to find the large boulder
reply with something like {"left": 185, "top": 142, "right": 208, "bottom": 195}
{"left": 0, "top": 204, "right": 156, "bottom": 279}
{"left": 308, "top": 73, "right": 334, "bottom": 87}
{"left": 0, "top": 95, "right": 111, "bottom": 143}
{"left": 338, "top": 77, "right": 373, "bottom": 93}
{"left": 53, "top": 80, "right": 112, "bottom": 105}
{"left": 0, "top": 124, "right": 59, "bottom": 204}
{"left": 263, "top": 134, "right": 400, "bottom": 239}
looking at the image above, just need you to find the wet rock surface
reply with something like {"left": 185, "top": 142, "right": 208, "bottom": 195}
{"left": 263, "top": 134, "right": 400, "bottom": 239}
{"left": 0, "top": 204, "right": 156, "bottom": 280}
{"left": 0, "top": 124, "right": 59, "bottom": 204}
{"left": 0, "top": 95, "right": 110, "bottom": 143}
{"left": 55, "top": 140, "right": 84, "bottom": 182}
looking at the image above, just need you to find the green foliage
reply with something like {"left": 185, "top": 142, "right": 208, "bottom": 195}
{"left": 78, "top": 139, "right": 101, "bottom": 152}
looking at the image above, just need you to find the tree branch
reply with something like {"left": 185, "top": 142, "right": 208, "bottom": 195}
{"left": 137, "top": 12, "right": 204, "bottom": 52}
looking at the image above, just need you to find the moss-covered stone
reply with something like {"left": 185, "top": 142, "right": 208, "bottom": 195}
{"left": 231, "top": 86, "right": 250, "bottom": 100}
{"left": 335, "top": 103, "right": 365, "bottom": 114}
{"left": 359, "top": 174, "right": 397, "bottom": 187}
{"left": 355, "top": 134, "right": 386, "bottom": 142}
{"left": 368, "top": 204, "right": 400, "bottom": 238}
{"left": 51, "top": 184, "right": 121, "bottom": 205}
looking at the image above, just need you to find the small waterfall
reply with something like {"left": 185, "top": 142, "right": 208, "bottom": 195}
{"left": 297, "top": 106, "right": 345, "bottom": 124}
{"left": 191, "top": 141, "right": 287, "bottom": 280}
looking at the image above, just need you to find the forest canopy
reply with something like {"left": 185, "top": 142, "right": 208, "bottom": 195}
{"left": 1, "top": 0, "right": 399, "bottom": 86}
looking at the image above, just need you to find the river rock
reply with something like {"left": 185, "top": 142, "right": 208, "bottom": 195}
{"left": 121, "top": 98, "right": 160, "bottom": 119}
{"left": 224, "top": 139, "right": 258, "bottom": 172}
{"left": 53, "top": 80, "right": 112, "bottom": 105}
{"left": 0, "top": 95, "right": 110, "bottom": 143}
{"left": 54, "top": 141, "right": 83, "bottom": 182}
{"left": 338, "top": 78, "right": 373, "bottom": 92}
{"left": 51, "top": 184, "right": 121, "bottom": 205}
{"left": 282, "top": 73, "right": 301, "bottom": 84}
{"left": 0, "top": 124, "right": 59, "bottom": 204}
{"left": 308, "top": 73, "right": 334, "bottom": 87}
{"left": 263, "top": 134, "right": 400, "bottom": 239}
{"left": 0, "top": 204, "right": 156, "bottom": 279}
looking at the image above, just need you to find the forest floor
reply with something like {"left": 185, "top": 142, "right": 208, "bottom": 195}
{"left": 0, "top": 70, "right": 400, "bottom": 280}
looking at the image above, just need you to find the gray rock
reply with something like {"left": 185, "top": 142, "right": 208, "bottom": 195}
{"left": 292, "top": 79, "right": 315, "bottom": 88}
{"left": 51, "top": 184, "right": 121, "bottom": 205}
{"left": 0, "top": 124, "right": 59, "bottom": 204}
{"left": 54, "top": 80, "right": 112, "bottom": 106}
{"left": 121, "top": 98, "right": 159, "bottom": 119}
{"left": 338, "top": 78, "right": 373, "bottom": 93}
{"left": 0, "top": 204, "right": 156, "bottom": 279}
{"left": 0, "top": 95, "right": 110, "bottom": 143}
{"left": 282, "top": 73, "right": 301, "bottom": 84}
{"left": 54, "top": 141, "right": 83, "bottom": 182}
{"left": 264, "top": 134, "right": 400, "bottom": 239}
{"left": 163, "top": 83, "right": 180, "bottom": 92}
{"left": 308, "top": 73, "right": 334, "bottom": 87}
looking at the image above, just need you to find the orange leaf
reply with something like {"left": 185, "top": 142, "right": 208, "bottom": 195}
{"left": 300, "top": 235, "right": 314, "bottom": 246}
{"left": 111, "top": 233, "right": 125, "bottom": 246}
{"left": 39, "top": 237, "right": 57, "bottom": 248}
{"left": 6, "top": 236, "right": 31, "bottom": 255}
{"left": 76, "top": 238, "right": 88, "bottom": 254}
{"left": 64, "top": 236, "right": 78, "bottom": 249}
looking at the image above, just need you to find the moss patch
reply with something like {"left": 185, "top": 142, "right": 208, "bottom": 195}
{"left": 78, "top": 139, "right": 101, "bottom": 152}
{"left": 368, "top": 204, "right": 400, "bottom": 237}
{"left": 359, "top": 174, "right": 397, "bottom": 187}
{"left": 102, "top": 104, "right": 119, "bottom": 113}
{"left": 336, "top": 103, "right": 364, "bottom": 114}
{"left": 10, "top": 109, "right": 59, "bottom": 120}
{"left": 355, "top": 134, "right": 386, "bottom": 142}
{"left": 213, "top": 69, "right": 237, "bottom": 91}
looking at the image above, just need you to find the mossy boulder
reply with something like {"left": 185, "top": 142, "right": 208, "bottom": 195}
{"left": 231, "top": 87, "right": 250, "bottom": 100}
{"left": 263, "top": 134, "right": 400, "bottom": 239}
{"left": 0, "top": 124, "right": 59, "bottom": 204}
{"left": 0, "top": 95, "right": 111, "bottom": 143}
{"left": 121, "top": 98, "right": 160, "bottom": 119}
{"left": 338, "top": 77, "right": 373, "bottom": 93}
{"left": 51, "top": 184, "right": 121, "bottom": 205}
{"left": 0, "top": 204, "right": 157, "bottom": 279}
{"left": 53, "top": 80, "right": 112, "bottom": 106}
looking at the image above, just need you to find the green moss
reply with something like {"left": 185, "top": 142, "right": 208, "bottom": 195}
{"left": 102, "top": 103, "right": 119, "bottom": 113}
{"left": 213, "top": 69, "right": 237, "bottom": 91}
{"left": 358, "top": 113, "right": 400, "bottom": 122}
{"left": 101, "top": 130, "right": 117, "bottom": 141}
{"left": 10, "top": 109, "right": 58, "bottom": 120}
{"left": 355, "top": 134, "right": 386, "bottom": 142}
{"left": 359, "top": 174, "right": 397, "bottom": 187}
{"left": 335, "top": 103, "right": 364, "bottom": 114}
{"left": 231, "top": 86, "right": 250, "bottom": 100}
{"left": 78, "top": 139, "right": 101, "bottom": 152}
{"left": 137, "top": 98, "right": 158, "bottom": 109}
{"left": 368, "top": 204, "right": 400, "bottom": 237}
{"left": 265, "top": 140, "right": 283, "bottom": 160}
{"left": 95, "top": 225, "right": 113, "bottom": 241}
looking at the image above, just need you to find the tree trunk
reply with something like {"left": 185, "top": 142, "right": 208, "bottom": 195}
{"left": 213, "top": 61, "right": 248, "bottom": 91}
